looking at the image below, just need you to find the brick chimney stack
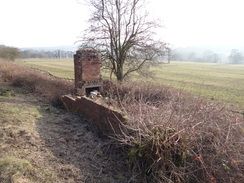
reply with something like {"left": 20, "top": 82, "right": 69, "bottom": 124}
{"left": 74, "top": 49, "right": 103, "bottom": 96}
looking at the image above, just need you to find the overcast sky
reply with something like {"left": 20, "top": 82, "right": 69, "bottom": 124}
{"left": 0, "top": 0, "right": 243, "bottom": 48}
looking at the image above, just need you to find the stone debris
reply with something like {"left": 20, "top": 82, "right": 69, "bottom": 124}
{"left": 89, "top": 90, "right": 102, "bottom": 100}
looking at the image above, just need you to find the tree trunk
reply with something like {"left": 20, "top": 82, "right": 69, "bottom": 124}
{"left": 116, "top": 65, "right": 124, "bottom": 81}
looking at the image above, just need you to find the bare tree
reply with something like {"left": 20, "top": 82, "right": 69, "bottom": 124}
{"left": 228, "top": 49, "right": 243, "bottom": 64}
{"left": 0, "top": 45, "right": 21, "bottom": 61}
{"left": 166, "top": 47, "right": 179, "bottom": 63}
{"left": 80, "top": 0, "right": 168, "bottom": 81}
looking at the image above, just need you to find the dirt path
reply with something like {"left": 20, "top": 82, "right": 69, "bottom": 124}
{"left": 0, "top": 81, "right": 130, "bottom": 183}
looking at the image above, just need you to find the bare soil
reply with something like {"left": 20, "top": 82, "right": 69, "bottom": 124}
{"left": 0, "top": 80, "right": 130, "bottom": 183}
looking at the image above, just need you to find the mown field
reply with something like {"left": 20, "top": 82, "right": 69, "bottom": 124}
{"left": 17, "top": 58, "right": 244, "bottom": 110}
{"left": 17, "top": 58, "right": 74, "bottom": 79}
{"left": 149, "top": 62, "right": 244, "bottom": 110}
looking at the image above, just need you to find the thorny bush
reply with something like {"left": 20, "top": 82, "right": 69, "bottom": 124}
{"left": 103, "top": 80, "right": 244, "bottom": 183}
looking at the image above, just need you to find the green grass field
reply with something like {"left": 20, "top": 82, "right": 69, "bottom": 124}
{"left": 17, "top": 59, "right": 244, "bottom": 110}
{"left": 148, "top": 62, "right": 244, "bottom": 110}
{"left": 17, "top": 58, "right": 74, "bottom": 79}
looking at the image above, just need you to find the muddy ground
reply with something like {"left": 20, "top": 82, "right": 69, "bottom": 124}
{"left": 0, "top": 80, "right": 131, "bottom": 183}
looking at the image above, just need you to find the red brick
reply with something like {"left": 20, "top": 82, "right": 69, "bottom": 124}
{"left": 61, "top": 95, "right": 127, "bottom": 136}
{"left": 74, "top": 49, "right": 102, "bottom": 95}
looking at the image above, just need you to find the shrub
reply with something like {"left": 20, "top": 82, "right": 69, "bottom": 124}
{"left": 0, "top": 45, "right": 21, "bottom": 61}
{"left": 104, "top": 81, "right": 244, "bottom": 183}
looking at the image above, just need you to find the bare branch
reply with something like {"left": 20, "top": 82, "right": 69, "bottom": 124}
{"left": 80, "top": 0, "right": 167, "bottom": 81}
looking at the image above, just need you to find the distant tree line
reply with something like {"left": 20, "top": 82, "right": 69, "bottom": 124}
{"left": 21, "top": 49, "right": 74, "bottom": 59}
{"left": 0, "top": 44, "right": 74, "bottom": 60}
{"left": 21, "top": 47, "right": 243, "bottom": 64}
{"left": 1, "top": 44, "right": 243, "bottom": 65}
{"left": 168, "top": 48, "right": 244, "bottom": 64}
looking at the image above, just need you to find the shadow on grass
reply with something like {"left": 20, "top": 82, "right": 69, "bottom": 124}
{"left": 0, "top": 82, "right": 130, "bottom": 183}
{"left": 35, "top": 104, "right": 130, "bottom": 183}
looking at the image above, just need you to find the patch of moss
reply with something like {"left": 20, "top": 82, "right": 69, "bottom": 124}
{"left": 0, "top": 158, "right": 55, "bottom": 183}
{"left": 0, "top": 158, "right": 32, "bottom": 181}
{"left": 0, "top": 88, "right": 15, "bottom": 97}
{"left": 122, "top": 115, "right": 129, "bottom": 122}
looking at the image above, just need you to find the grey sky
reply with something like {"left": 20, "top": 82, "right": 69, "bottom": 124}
{"left": 0, "top": 0, "right": 243, "bottom": 48}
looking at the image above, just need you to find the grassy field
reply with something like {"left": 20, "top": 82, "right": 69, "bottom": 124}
{"left": 17, "top": 59, "right": 244, "bottom": 110}
{"left": 17, "top": 58, "right": 74, "bottom": 79}
{"left": 148, "top": 62, "right": 244, "bottom": 110}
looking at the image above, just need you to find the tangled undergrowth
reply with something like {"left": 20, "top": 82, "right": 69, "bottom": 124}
{"left": 1, "top": 59, "right": 243, "bottom": 182}
{"left": 103, "top": 80, "right": 244, "bottom": 183}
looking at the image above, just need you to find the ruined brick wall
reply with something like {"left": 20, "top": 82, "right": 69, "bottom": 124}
{"left": 74, "top": 49, "right": 102, "bottom": 95}
{"left": 61, "top": 95, "right": 127, "bottom": 135}
{"left": 63, "top": 49, "right": 127, "bottom": 136}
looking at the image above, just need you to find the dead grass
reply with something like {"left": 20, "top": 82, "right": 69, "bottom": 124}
{"left": 104, "top": 80, "right": 244, "bottom": 183}
{"left": 0, "top": 60, "right": 131, "bottom": 182}
{"left": 0, "top": 157, "right": 55, "bottom": 183}
{"left": 0, "top": 59, "right": 73, "bottom": 106}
